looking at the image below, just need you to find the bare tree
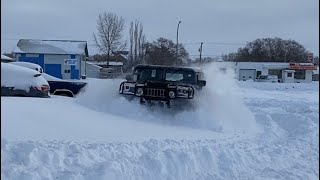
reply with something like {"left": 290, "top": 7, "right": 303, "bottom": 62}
{"left": 129, "top": 21, "right": 134, "bottom": 64}
{"left": 145, "top": 37, "right": 189, "bottom": 66}
{"left": 224, "top": 37, "right": 311, "bottom": 62}
{"left": 93, "top": 12, "right": 125, "bottom": 66}
{"left": 129, "top": 20, "right": 146, "bottom": 65}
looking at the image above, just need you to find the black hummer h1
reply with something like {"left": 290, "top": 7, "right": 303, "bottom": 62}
{"left": 119, "top": 64, "right": 206, "bottom": 107}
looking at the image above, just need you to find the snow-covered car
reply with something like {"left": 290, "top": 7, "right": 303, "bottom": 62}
{"left": 119, "top": 64, "right": 206, "bottom": 108}
{"left": 10, "top": 61, "right": 43, "bottom": 73}
{"left": 1, "top": 62, "right": 50, "bottom": 97}
{"left": 10, "top": 61, "right": 87, "bottom": 97}
{"left": 255, "top": 75, "right": 278, "bottom": 83}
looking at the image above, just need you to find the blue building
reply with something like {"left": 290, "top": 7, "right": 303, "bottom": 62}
{"left": 13, "top": 39, "right": 89, "bottom": 79}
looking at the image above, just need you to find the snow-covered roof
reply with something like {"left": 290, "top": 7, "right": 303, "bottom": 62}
{"left": 85, "top": 61, "right": 103, "bottom": 69}
{"left": 1, "top": 54, "right": 13, "bottom": 60}
{"left": 13, "top": 39, "right": 88, "bottom": 55}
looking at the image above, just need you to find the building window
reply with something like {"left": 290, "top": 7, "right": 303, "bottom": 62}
{"left": 287, "top": 73, "right": 292, "bottom": 77}
{"left": 256, "top": 71, "right": 261, "bottom": 78}
{"left": 294, "top": 70, "right": 305, "bottom": 79}
{"left": 64, "top": 70, "right": 71, "bottom": 73}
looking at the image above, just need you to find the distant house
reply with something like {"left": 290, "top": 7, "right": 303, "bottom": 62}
{"left": 90, "top": 61, "right": 123, "bottom": 74}
{"left": 84, "top": 61, "right": 103, "bottom": 78}
{"left": 13, "top": 39, "right": 89, "bottom": 79}
{"left": 205, "top": 61, "right": 317, "bottom": 83}
{"left": 112, "top": 51, "right": 129, "bottom": 65}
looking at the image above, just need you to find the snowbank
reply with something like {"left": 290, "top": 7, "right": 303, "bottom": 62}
{"left": 1, "top": 63, "right": 318, "bottom": 179}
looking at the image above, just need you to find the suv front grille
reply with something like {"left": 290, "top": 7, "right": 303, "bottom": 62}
{"left": 145, "top": 88, "right": 165, "bottom": 97}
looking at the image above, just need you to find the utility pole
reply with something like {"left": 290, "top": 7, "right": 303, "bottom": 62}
{"left": 176, "top": 21, "right": 181, "bottom": 66}
{"left": 283, "top": 43, "right": 287, "bottom": 63}
{"left": 199, "top": 42, "right": 203, "bottom": 64}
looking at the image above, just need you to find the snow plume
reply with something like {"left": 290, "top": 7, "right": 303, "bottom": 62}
{"left": 193, "top": 63, "right": 259, "bottom": 133}
{"left": 75, "top": 68, "right": 258, "bottom": 134}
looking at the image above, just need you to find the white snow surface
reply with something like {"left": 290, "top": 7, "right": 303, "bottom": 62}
{"left": 1, "top": 62, "right": 48, "bottom": 92}
{"left": 1, "top": 64, "right": 319, "bottom": 180}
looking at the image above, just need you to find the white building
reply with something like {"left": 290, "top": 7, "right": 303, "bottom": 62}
{"left": 84, "top": 61, "right": 103, "bottom": 78}
{"left": 211, "top": 62, "right": 317, "bottom": 83}
{"left": 13, "top": 39, "right": 89, "bottom": 80}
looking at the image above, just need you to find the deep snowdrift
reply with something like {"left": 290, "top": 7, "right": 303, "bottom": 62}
{"left": 1, "top": 63, "right": 319, "bottom": 180}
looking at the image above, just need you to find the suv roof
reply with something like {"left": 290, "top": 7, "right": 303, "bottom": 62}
{"left": 134, "top": 64, "right": 203, "bottom": 73}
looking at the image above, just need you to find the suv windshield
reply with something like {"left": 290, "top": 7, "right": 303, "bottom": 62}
{"left": 165, "top": 69, "right": 195, "bottom": 84}
{"left": 134, "top": 68, "right": 164, "bottom": 83}
{"left": 134, "top": 67, "right": 195, "bottom": 84}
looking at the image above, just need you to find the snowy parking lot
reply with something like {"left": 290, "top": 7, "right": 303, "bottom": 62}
{"left": 1, "top": 65, "right": 319, "bottom": 180}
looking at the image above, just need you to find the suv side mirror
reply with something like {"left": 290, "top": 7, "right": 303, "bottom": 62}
{"left": 198, "top": 80, "right": 206, "bottom": 86}
{"left": 126, "top": 74, "right": 133, "bottom": 81}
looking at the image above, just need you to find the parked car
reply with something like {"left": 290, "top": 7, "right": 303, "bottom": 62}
{"left": 255, "top": 75, "right": 278, "bottom": 83}
{"left": 10, "top": 61, "right": 43, "bottom": 73}
{"left": 10, "top": 61, "right": 87, "bottom": 97}
{"left": 1, "top": 62, "right": 50, "bottom": 97}
{"left": 41, "top": 73, "right": 87, "bottom": 97}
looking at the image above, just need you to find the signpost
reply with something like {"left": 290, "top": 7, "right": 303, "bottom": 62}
{"left": 64, "top": 59, "right": 77, "bottom": 66}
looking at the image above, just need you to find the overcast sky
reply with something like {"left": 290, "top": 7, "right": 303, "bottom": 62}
{"left": 1, "top": 0, "right": 319, "bottom": 59}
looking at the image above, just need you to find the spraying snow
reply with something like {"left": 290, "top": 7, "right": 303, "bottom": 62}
{"left": 75, "top": 63, "right": 258, "bottom": 134}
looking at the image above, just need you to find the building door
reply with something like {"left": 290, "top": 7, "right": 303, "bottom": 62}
{"left": 239, "top": 69, "right": 256, "bottom": 81}
{"left": 45, "top": 64, "right": 62, "bottom": 79}
{"left": 268, "top": 69, "right": 282, "bottom": 79}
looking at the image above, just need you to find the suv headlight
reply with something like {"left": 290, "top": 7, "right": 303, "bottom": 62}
{"left": 177, "top": 86, "right": 189, "bottom": 95}
{"left": 136, "top": 88, "right": 144, "bottom": 96}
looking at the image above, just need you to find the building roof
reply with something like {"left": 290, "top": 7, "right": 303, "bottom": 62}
{"left": 1, "top": 54, "right": 13, "bottom": 60}
{"left": 13, "top": 39, "right": 88, "bottom": 56}
{"left": 133, "top": 64, "right": 204, "bottom": 73}
{"left": 85, "top": 61, "right": 103, "bottom": 69}
{"left": 90, "top": 61, "right": 123, "bottom": 66}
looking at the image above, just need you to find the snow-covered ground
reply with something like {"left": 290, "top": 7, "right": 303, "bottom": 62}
{"left": 1, "top": 64, "right": 319, "bottom": 180}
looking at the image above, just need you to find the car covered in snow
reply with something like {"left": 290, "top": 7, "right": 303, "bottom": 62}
{"left": 9, "top": 61, "right": 87, "bottom": 97}
{"left": 255, "top": 75, "right": 278, "bottom": 83}
{"left": 1, "top": 62, "right": 50, "bottom": 97}
{"left": 119, "top": 64, "right": 206, "bottom": 107}
{"left": 10, "top": 61, "right": 44, "bottom": 73}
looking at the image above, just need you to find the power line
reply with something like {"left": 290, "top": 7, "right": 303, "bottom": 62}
{"left": 181, "top": 42, "right": 246, "bottom": 46}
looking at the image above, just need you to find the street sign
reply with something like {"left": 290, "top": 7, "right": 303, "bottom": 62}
{"left": 64, "top": 59, "right": 77, "bottom": 65}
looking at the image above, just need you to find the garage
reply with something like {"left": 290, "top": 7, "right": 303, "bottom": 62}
{"left": 239, "top": 69, "right": 256, "bottom": 81}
